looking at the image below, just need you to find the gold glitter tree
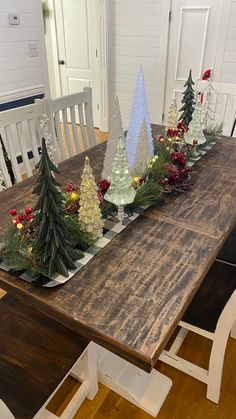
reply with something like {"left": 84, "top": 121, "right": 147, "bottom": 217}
{"left": 78, "top": 157, "right": 104, "bottom": 240}
{"left": 166, "top": 99, "right": 178, "bottom": 131}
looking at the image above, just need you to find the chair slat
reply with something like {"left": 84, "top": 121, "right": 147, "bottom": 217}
{"left": 70, "top": 106, "right": 81, "bottom": 154}
{"left": 55, "top": 112, "right": 67, "bottom": 161}
{"left": 0, "top": 140, "right": 12, "bottom": 189}
{"left": 28, "top": 119, "right": 41, "bottom": 165}
{"left": 84, "top": 87, "right": 96, "bottom": 147}
{"left": 219, "top": 94, "right": 228, "bottom": 124}
{"left": 3, "top": 126, "right": 22, "bottom": 183}
{"left": 62, "top": 108, "right": 74, "bottom": 157}
{"left": 16, "top": 121, "right": 32, "bottom": 178}
{"left": 78, "top": 104, "right": 89, "bottom": 150}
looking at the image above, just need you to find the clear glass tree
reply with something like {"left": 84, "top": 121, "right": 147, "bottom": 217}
{"left": 104, "top": 135, "right": 136, "bottom": 221}
{"left": 133, "top": 120, "right": 152, "bottom": 175}
{"left": 102, "top": 96, "right": 123, "bottom": 180}
{"left": 79, "top": 157, "right": 104, "bottom": 240}
{"left": 184, "top": 104, "right": 206, "bottom": 146}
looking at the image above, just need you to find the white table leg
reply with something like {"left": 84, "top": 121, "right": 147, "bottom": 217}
{"left": 231, "top": 320, "right": 236, "bottom": 339}
{"left": 95, "top": 344, "right": 172, "bottom": 417}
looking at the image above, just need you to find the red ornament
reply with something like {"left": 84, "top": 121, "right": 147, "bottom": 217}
{"left": 25, "top": 206, "right": 32, "bottom": 215}
{"left": 9, "top": 208, "right": 17, "bottom": 216}
{"left": 18, "top": 214, "right": 24, "bottom": 222}
{"left": 25, "top": 214, "right": 32, "bottom": 222}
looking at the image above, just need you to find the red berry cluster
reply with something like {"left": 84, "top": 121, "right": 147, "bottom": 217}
{"left": 97, "top": 179, "right": 111, "bottom": 202}
{"left": 9, "top": 206, "right": 34, "bottom": 230}
{"left": 66, "top": 183, "right": 75, "bottom": 192}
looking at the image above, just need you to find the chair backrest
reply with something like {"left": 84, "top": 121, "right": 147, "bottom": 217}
{"left": 0, "top": 139, "right": 12, "bottom": 190}
{"left": 40, "top": 87, "right": 96, "bottom": 161}
{"left": 0, "top": 400, "right": 14, "bottom": 419}
{"left": 0, "top": 103, "right": 43, "bottom": 183}
{"left": 196, "top": 80, "right": 236, "bottom": 136}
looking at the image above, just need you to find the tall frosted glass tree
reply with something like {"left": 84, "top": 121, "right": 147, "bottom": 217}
{"left": 133, "top": 120, "right": 152, "bottom": 174}
{"left": 102, "top": 96, "right": 123, "bottom": 180}
{"left": 33, "top": 139, "right": 82, "bottom": 277}
{"left": 184, "top": 105, "right": 206, "bottom": 146}
{"left": 79, "top": 157, "right": 104, "bottom": 239}
{"left": 179, "top": 69, "right": 195, "bottom": 126}
{"left": 104, "top": 135, "right": 136, "bottom": 221}
{"left": 126, "top": 66, "right": 154, "bottom": 170}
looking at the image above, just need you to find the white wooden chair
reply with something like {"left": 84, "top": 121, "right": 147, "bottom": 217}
{"left": 0, "top": 103, "right": 43, "bottom": 184}
{"left": 159, "top": 260, "right": 236, "bottom": 404}
{"left": 0, "top": 400, "right": 14, "bottom": 419}
{"left": 39, "top": 87, "right": 96, "bottom": 162}
{"left": 0, "top": 140, "right": 12, "bottom": 190}
{"left": 196, "top": 80, "right": 236, "bottom": 136}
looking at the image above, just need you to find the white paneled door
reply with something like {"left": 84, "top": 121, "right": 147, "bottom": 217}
{"left": 54, "top": 0, "right": 104, "bottom": 128}
{"left": 164, "top": 0, "right": 224, "bottom": 119}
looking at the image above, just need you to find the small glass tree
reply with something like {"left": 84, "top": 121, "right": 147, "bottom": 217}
{"left": 133, "top": 120, "right": 151, "bottom": 175}
{"left": 179, "top": 69, "right": 195, "bottom": 126}
{"left": 79, "top": 157, "right": 104, "bottom": 239}
{"left": 184, "top": 105, "right": 206, "bottom": 146}
{"left": 104, "top": 135, "right": 136, "bottom": 221}
{"left": 33, "top": 138, "right": 82, "bottom": 277}
{"left": 166, "top": 99, "right": 178, "bottom": 131}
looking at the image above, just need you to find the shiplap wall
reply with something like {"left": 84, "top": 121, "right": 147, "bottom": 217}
{"left": 220, "top": 0, "right": 236, "bottom": 83}
{"left": 108, "top": 0, "right": 168, "bottom": 128}
{"left": 0, "top": 0, "right": 47, "bottom": 104}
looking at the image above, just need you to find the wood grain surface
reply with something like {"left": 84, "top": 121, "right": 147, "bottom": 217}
{"left": 0, "top": 294, "right": 88, "bottom": 419}
{"left": 0, "top": 137, "right": 235, "bottom": 372}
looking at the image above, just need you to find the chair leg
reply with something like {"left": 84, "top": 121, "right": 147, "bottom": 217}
{"left": 230, "top": 320, "right": 236, "bottom": 339}
{"left": 207, "top": 337, "right": 228, "bottom": 403}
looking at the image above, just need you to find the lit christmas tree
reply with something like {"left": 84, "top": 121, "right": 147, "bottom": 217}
{"left": 102, "top": 96, "right": 123, "bottom": 180}
{"left": 133, "top": 120, "right": 152, "bottom": 174}
{"left": 126, "top": 66, "right": 154, "bottom": 170}
{"left": 166, "top": 99, "right": 178, "bottom": 131}
{"left": 184, "top": 105, "right": 206, "bottom": 146}
{"left": 79, "top": 157, "right": 104, "bottom": 239}
{"left": 33, "top": 139, "right": 82, "bottom": 277}
{"left": 104, "top": 135, "right": 136, "bottom": 221}
{"left": 179, "top": 69, "right": 195, "bottom": 126}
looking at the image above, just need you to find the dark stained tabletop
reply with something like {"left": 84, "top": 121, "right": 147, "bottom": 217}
{"left": 0, "top": 136, "right": 236, "bottom": 372}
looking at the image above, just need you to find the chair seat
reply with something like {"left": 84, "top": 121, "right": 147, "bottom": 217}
{"left": 182, "top": 261, "right": 236, "bottom": 333}
{"left": 0, "top": 295, "right": 88, "bottom": 419}
{"left": 218, "top": 226, "right": 236, "bottom": 264}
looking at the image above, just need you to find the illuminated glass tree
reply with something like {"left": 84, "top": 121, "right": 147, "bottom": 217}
{"left": 133, "top": 120, "right": 151, "bottom": 174}
{"left": 79, "top": 157, "right": 104, "bottom": 239}
{"left": 184, "top": 105, "right": 206, "bottom": 146}
{"left": 33, "top": 139, "right": 81, "bottom": 277}
{"left": 104, "top": 135, "right": 136, "bottom": 221}
{"left": 126, "top": 66, "right": 154, "bottom": 170}
{"left": 102, "top": 96, "right": 123, "bottom": 180}
{"left": 166, "top": 99, "right": 178, "bottom": 131}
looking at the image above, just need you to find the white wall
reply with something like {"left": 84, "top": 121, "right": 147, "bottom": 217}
{"left": 108, "top": 0, "right": 169, "bottom": 129}
{"left": 219, "top": 0, "right": 236, "bottom": 83}
{"left": 0, "top": 0, "right": 48, "bottom": 105}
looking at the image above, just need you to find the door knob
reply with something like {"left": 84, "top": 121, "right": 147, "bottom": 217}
{"left": 58, "top": 59, "right": 65, "bottom": 65}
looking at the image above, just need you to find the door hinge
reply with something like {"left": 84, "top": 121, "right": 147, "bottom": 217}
{"left": 162, "top": 112, "right": 164, "bottom": 122}
{"left": 169, "top": 11, "right": 172, "bottom": 22}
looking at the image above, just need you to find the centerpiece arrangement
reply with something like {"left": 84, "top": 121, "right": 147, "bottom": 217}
{"left": 0, "top": 68, "right": 223, "bottom": 286}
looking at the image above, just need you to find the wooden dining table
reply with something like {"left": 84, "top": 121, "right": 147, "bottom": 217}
{"left": 0, "top": 134, "right": 236, "bottom": 377}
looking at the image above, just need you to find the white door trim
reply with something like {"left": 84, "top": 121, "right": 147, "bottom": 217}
{"left": 159, "top": 0, "right": 171, "bottom": 123}
{"left": 45, "top": 0, "right": 108, "bottom": 131}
